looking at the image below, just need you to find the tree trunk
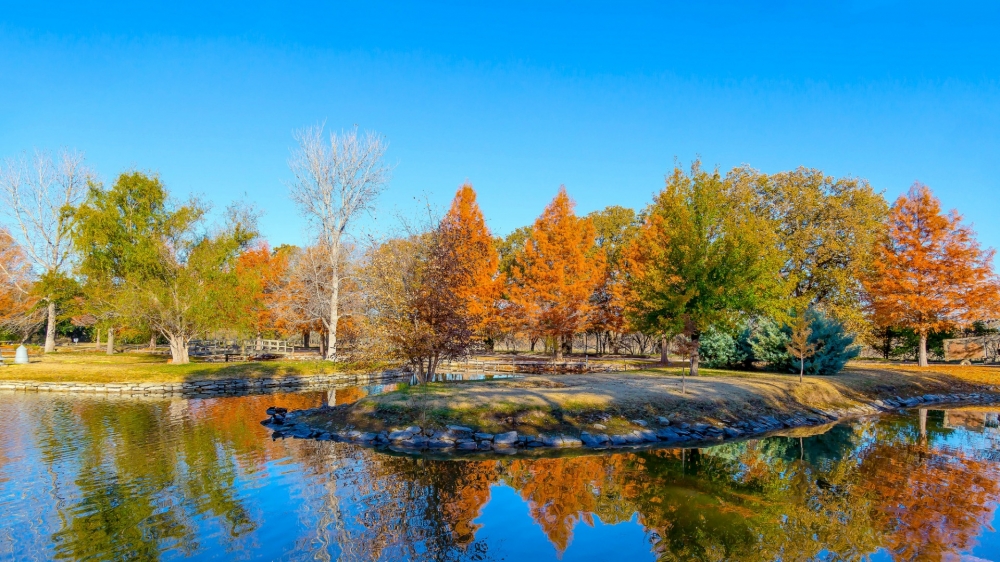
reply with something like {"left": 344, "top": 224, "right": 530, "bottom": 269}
{"left": 302, "top": 330, "right": 310, "bottom": 348}
{"left": 44, "top": 301, "right": 57, "bottom": 353}
{"left": 319, "top": 329, "right": 328, "bottom": 359}
{"left": 689, "top": 332, "right": 700, "bottom": 377}
{"left": 660, "top": 336, "right": 668, "bottom": 364}
{"left": 149, "top": 333, "right": 157, "bottom": 351}
{"left": 530, "top": 337, "right": 537, "bottom": 352}
{"left": 918, "top": 331, "right": 928, "bottom": 367}
{"left": 554, "top": 335, "right": 563, "bottom": 360}
{"left": 326, "top": 257, "right": 340, "bottom": 360}
{"left": 106, "top": 328, "right": 114, "bottom": 355}
{"left": 919, "top": 408, "right": 927, "bottom": 440}
{"left": 800, "top": 356, "right": 804, "bottom": 383}
{"left": 95, "top": 328, "right": 101, "bottom": 351}
{"left": 168, "top": 335, "right": 190, "bottom": 364}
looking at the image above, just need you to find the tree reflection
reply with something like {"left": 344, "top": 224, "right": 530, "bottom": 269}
{"left": 17, "top": 393, "right": 1000, "bottom": 561}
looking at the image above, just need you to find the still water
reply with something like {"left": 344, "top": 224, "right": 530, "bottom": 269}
{"left": 2, "top": 386, "right": 1000, "bottom": 561}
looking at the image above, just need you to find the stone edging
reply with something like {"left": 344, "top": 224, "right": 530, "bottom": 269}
{"left": 266, "top": 390, "right": 1000, "bottom": 455}
{"left": 0, "top": 369, "right": 408, "bottom": 396}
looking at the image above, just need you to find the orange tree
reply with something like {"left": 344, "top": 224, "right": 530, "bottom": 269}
{"left": 232, "top": 242, "right": 290, "bottom": 340}
{"left": 866, "top": 183, "right": 1000, "bottom": 366}
{"left": 507, "top": 187, "right": 604, "bottom": 359}
{"left": 437, "top": 184, "right": 504, "bottom": 350}
{"left": 623, "top": 162, "right": 785, "bottom": 376}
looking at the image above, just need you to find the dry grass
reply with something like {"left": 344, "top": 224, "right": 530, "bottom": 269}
{"left": 307, "top": 362, "right": 1000, "bottom": 434}
{"left": 0, "top": 350, "right": 373, "bottom": 383}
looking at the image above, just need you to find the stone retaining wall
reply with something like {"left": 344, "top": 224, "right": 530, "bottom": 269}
{"left": 0, "top": 369, "right": 408, "bottom": 396}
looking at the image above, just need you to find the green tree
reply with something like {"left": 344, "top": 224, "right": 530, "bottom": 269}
{"left": 750, "top": 167, "right": 889, "bottom": 337}
{"left": 624, "top": 162, "right": 785, "bottom": 376}
{"left": 72, "top": 172, "right": 255, "bottom": 364}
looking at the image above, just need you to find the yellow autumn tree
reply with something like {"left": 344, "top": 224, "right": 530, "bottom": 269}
{"left": 508, "top": 187, "right": 604, "bottom": 359}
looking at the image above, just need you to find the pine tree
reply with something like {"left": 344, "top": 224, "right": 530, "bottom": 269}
{"left": 866, "top": 183, "right": 1000, "bottom": 366}
{"left": 508, "top": 187, "right": 604, "bottom": 360}
{"left": 786, "top": 313, "right": 817, "bottom": 383}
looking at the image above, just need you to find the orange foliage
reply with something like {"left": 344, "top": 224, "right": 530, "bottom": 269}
{"left": 438, "top": 185, "right": 503, "bottom": 340}
{"left": 866, "top": 184, "right": 1000, "bottom": 364}
{"left": 0, "top": 228, "right": 38, "bottom": 332}
{"left": 508, "top": 187, "right": 604, "bottom": 356}
{"left": 858, "top": 441, "right": 1000, "bottom": 560}
{"left": 235, "top": 242, "right": 289, "bottom": 336}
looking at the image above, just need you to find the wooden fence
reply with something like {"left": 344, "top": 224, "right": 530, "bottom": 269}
{"left": 438, "top": 357, "right": 633, "bottom": 374}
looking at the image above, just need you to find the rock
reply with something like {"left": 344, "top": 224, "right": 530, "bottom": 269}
{"left": 638, "top": 429, "right": 658, "bottom": 442}
{"left": 610, "top": 434, "right": 628, "bottom": 446}
{"left": 593, "top": 423, "right": 607, "bottom": 430}
{"left": 560, "top": 436, "right": 583, "bottom": 447}
{"left": 580, "top": 432, "right": 610, "bottom": 447}
{"left": 266, "top": 406, "right": 288, "bottom": 416}
{"left": 632, "top": 419, "right": 648, "bottom": 427}
{"left": 428, "top": 438, "right": 454, "bottom": 448}
{"left": 405, "top": 426, "right": 422, "bottom": 434}
{"left": 624, "top": 432, "right": 643, "bottom": 444}
{"left": 539, "top": 434, "right": 558, "bottom": 446}
{"left": 403, "top": 435, "right": 428, "bottom": 448}
{"left": 456, "top": 439, "right": 478, "bottom": 450}
{"left": 447, "top": 425, "right": 473, "bottom": 434}
{"left": 494, "top": 431, "right": 518, "bottom": 446}
{"left": 595, "top": 413, "right": 611, "bottom": 422}
{"left": 478, "top": 441, "right": 493, "bottom": 450}
{"left": 347, "top": 430, "right": 362, "bottom": 440}
{"left": 388, "top": 430, "right": 413, "bottom": 441}
{"left": 656, "top": 428, "right": 680, "bottom": 441}
{"left": 657, "top": 417, "right": 671, "bottom": 426}
{"left": 359, "top": 432, "right": 378, "bottom": 442}
{"left": 723, "top": 427, "right": 743, "bottom": 438}
{"left": 474, "top": 433, "right": 494, "bottom": 441}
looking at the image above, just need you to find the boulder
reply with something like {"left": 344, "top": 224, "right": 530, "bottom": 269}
{"left": 474, "top": 433, "right": 494, "bottom": 441}
{"left": 388, "top": 430, "right": 413, "bottom": 441}
{"left": 456, "top": 440, "right": 478, "bottom": 450}
{"left": 657, "top": 417, "right": 671, "bottom": 426}
{"left": 447, "top": 425, "right": 473, "bottom": 434}
{"left": 494, "top": 431, "right": 518, "bottom": 446}
{"left": 638, "top": 429, "right": 658, "bottom": 442}
{"left": 592, "top": 423, "right": 607, "bottom": 430}
{"left": 404, "top": 426, "right": 422, "bottom": 434}
{"left": 632, "top": 419, "right": 648, "bottom": 427}
{"left": 624, "top": 432, "right": 643, "bottom": 444}
{"left": 655, "top": 427, "right": 680, "bottom": 440}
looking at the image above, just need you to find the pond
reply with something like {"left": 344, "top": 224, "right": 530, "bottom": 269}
{"left": 2, "top": 386, "right": 1000, "bottom": 561}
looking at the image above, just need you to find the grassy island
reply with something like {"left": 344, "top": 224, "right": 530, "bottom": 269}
{"left": 296, "top": 363, "right": 1000, "bottom": 438}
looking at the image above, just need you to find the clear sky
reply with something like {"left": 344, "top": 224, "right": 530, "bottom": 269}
{"left": 2, "top": 1, "right": 999, "bottom": 249}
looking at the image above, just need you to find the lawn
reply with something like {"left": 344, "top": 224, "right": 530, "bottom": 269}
{"left": 0, "top": 349, "right": 381, "bottom": 384}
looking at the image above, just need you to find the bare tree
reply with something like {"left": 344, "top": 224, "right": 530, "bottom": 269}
{"left": 288, "top": 125, "right": 391, "bottom": 360}
{"left": 0, "top": 150, "right": 89, "bottom": 352}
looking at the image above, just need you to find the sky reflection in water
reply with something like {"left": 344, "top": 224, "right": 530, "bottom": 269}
{"left": 1, "top": 388, "right": 1000, "bottom": 561}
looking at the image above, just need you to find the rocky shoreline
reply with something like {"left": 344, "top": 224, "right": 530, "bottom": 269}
{"left": 0, "top": 369, "right": 406, "bottom": 396}
{"left": 262, "top": 390, "right": 1000, "bottom": 455}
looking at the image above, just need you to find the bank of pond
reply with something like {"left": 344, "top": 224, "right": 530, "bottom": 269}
{"left": 3, "top": 384, "right": 1000, "bottom": 560}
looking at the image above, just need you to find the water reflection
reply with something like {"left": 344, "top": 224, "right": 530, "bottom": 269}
{"left": 2, "top": 390, "right": 1000, "bottom": 561}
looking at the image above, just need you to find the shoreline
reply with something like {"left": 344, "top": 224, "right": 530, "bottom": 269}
{"left": 267, "top": 365, "right": 1000, "bottom": 455}
{"left": 268, "top": 391, "right": 1000, "bottom": 456}
{"left": 0, "top": 369, "right": 407, "bottom": 396}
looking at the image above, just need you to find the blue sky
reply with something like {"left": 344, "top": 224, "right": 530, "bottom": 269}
{"left": 2, "top": 1, "right": 999, "bottom": 249}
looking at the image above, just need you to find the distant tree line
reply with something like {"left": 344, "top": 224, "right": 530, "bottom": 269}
{"left": 0, "top": 131, "right": 997, "bottom": 372}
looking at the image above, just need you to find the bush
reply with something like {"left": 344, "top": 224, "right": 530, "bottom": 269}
{"left": 750, "top": 310, "right": 859, "bottom": 375}
{"left": 749, "top": 318, "right": 791, "bottom": 367}
{"left": 699, "top": 327, "right": 747, "bottom": 369}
